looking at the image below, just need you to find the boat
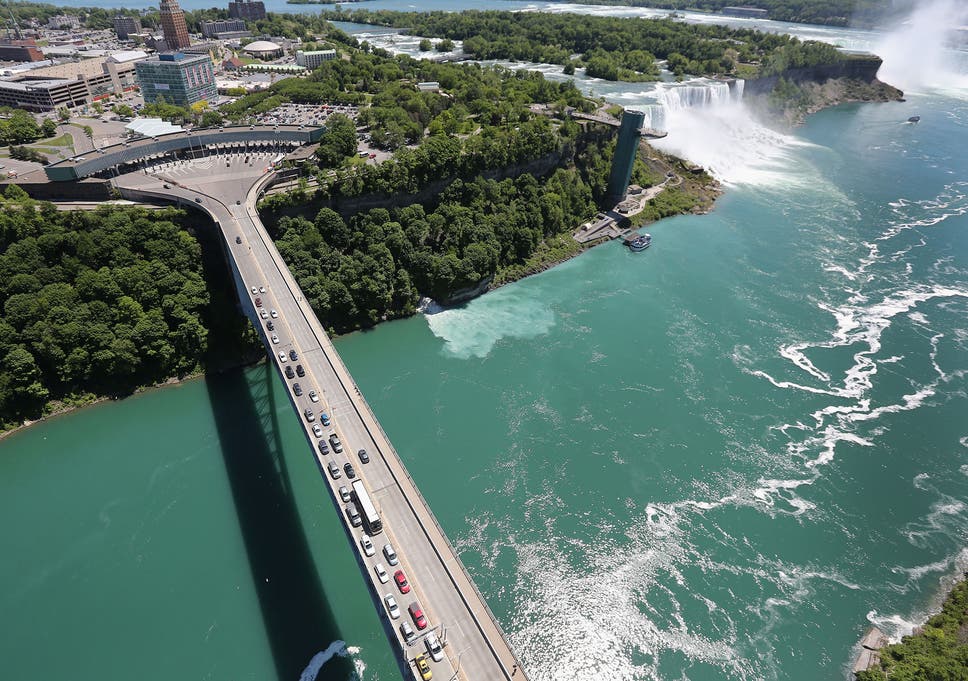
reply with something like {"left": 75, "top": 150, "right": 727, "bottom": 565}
{"left": 907, "top": 115, "right": 921, "bottom": 123}
{"left": 627, "top": 233, "right": 652, "bottom": 252}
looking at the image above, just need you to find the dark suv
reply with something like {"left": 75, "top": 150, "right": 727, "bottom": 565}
{"left": 285, "top": 365, "right": 294, "bottom": 379}
{"left": 296, "top": 364, "right": 305, "bottom": 377}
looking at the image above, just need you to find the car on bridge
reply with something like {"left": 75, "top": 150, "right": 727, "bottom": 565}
{"left": 270, "top": 309, "right": 278, "bottom": 318}
{"left": 260, "top": 309, "right": 268, "bottom": 319}
{"left": 317, "top": 440, "right": 329, "bottom": 455}
{"left": 339, "top": 485, "right": 350, "bottom": 502}
{"left": 383, "top": 543, "right": 398, "bottom": 566}
{"left": 294, "top": 383, "right": 303, "bottom": 397}
{"left": 303, "top": 408, "right": 314, "bottom": 422}
{"left": 384, "top": 594, "right": 400, "bottom": 620}
{"left": 400, "top": 620, "right": 416, "bottom": 644}
{"left": 328, "top": 461, "right": 341, "bottom": 479}
{"left": 278, "top": 352, "right": 287, "bottom": 363}
{"left": 312, "top": 423, "right": 322, "bottom": 437}
{"left": 415, "top": 653, "right": 432, "bottom": 680}
{"left": 285, "top": 365, "right": 294, "bottom": 379}
{"left": 235, "top": 236, "right": 242, "bottom": 244}
{"left": 343, "top": 462, "right": 356, "bottom": 479}
{"left": 409, "top": 601, "right": 427, "bottom": 630}
{"left": 271, "top": 334, "right": 279, "bottom": 344}
{"left": 255, "top": 297, "right": 262, "bottom": 307}
{"left": 358, "top": 449, "right": 370, "bottom": 464}
{"left": 394, "top": 570, "right": 410, "bottom": 594}
{"left": 360, "top": 534, "right": 375, "bottom": 557}
{"left": 424, "top": 632, "right": 443, "bottom": 662}
{"left": 296, "top": 364, "right": 305, "bottom": 377}
{"left": 309, "top": 390, "right": 319, "bottom": 403}
{"left": 289, "top": 349, "right": 298, "bottom": 361}
{"left": 320, "top": 411, "right": 329, "bottom": 425}
{"left": 329, "top": 433, "right": 343, "bottom": 453}
{"left": 375, "top": 563, "right": 389, "bottom": 584}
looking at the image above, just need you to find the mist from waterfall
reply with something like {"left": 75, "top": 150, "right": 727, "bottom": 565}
{"left": 632, "top": 79, "right": 816, "bottom": 188}
{"left": 874, "top": 0, "right": 968, "bottom": 93}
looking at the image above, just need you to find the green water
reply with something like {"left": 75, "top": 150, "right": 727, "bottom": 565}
{"left": 4, "top": 38, "right": 968, "bottom": 681}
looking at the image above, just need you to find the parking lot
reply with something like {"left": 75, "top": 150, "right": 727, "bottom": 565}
{"left": 254, "top": 102, "right": 360, "bottom": 127}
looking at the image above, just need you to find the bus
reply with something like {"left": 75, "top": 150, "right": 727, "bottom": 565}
{"left": 351, "top": 480, "right": 383, "bottom": 535}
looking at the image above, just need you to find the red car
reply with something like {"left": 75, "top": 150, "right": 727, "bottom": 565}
{"left": 409, "top": 601, "right": 427, "bottom": 630}
{"left": 394, "top": 570, "right": 410, "bottom": 594}
{"left": 254, "top": 297, "right": 262, "bottom": 307}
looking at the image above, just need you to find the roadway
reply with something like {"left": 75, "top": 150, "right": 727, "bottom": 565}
{"left": 113, "top": 153, "right": 527, "bottom": 681}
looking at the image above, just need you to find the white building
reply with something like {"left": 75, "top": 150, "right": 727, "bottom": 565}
{"left": 295, "top": 49, "right": 337, "bottom": 70}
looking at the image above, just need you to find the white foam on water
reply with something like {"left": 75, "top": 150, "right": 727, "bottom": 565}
{"left": 424, "top": 282, "right": 557, "bottom": 359}
{"left": 299, "top": 641, "right": 362, "bottom": 681}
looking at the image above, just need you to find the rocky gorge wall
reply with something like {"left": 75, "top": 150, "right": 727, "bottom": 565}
{"left": 742, "top": 54, "right": 886, "bottom": 96}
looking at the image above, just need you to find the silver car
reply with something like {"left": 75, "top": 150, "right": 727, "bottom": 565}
{"left": 384, "top": 594, "right": 400, "bottom": 619}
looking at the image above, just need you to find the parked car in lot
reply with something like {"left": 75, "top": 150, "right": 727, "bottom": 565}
{"left": 360, "top": 534, "right": 375, "bottom": 556}
{"left": 383, "top": 543, "right": 398, "bottom": 566}
{"left": 312, "top": 423, "right": 322, "bottom": 437}
{"left": 293, "top": 383, "right": 303, "bottom": 397}
{"left": 343, "top": 462, "right": 356, "bottom": 479}
{"left": 384, "top": 594, "right": 400, "bottom": 619}
{"left": 296, "top": 364, "right": 305, "bottom": 377}
{"left": 285, "top": 365, "right": 295, "bottom": 379}
{"left": 317, "top": 440, "right": 329, "bottom": 455}
{"left": 255, "top": 297, "right": 262, "bottom": 307}
{"left": 400, "top": 620, "right": 416, "bottom": 643}
{"left": 309, "top": 390, "right": 319, "bottom": 403}
{"left": 259, "top": 286, "right": 266, "bottom": 294}
{"left": 270, "top": 309, "right": 278, "bottom": 318}
{"left": 328, "top": 461, "right": 341, "bottom": 479}
{"left": 278, "top": 352, "right": 286, "bottom": 363}
{"left": 409, "top": 601, "right": 427, "bottom": 630}
{"left": 303, "top": 408, "right": 314, "bottom": 422}
{"left": 358, "top": 449, "right": 370, "bottom": 464}
{"left": 375, "top": 563, "right": 389, "bottom": 584}
{"left": 339, "top": 485, "right": 350, "bottom": 502}
{"left": 270, "top": 334, "right": 279, "bottom": 344}
{"left": 394, "top": 570, "right": 410, "bottom": 594}
{"left": 320, "top": 411, "right": 329, "bottom": 425}
{"left": 260, "top": 309, "right": 269, "bottom": 319}
{"left": 235, "top": 236, "right": 242, "bottom": 244}
{"left": 251, "top": 286, "right": 258, "bottom": 295}
{"left": 424, "top": 632, "right": 443, "bottom": 662}
{"left": 266, "top": 321, "right": 274, "bottom": 331}
{"left": 415, "top": 653, "right": 432, "bottom": 680}
{"left": 289, "top": 349, "right": 298, "bottom": 361}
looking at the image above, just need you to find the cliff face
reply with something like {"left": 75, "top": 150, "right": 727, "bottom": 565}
{"left": 743, "top": 54, "right": 884, "bottom": 96}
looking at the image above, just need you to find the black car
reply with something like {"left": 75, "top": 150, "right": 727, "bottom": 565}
{"left": 293, "top": 383, "right": 303, "bottom": 397}
{"left": 317, "top": 440, "right": 329, "bottom": 455}
{"left": 343, "top": 462, "right": 356, "bottom": 479}
{"left": 295, "top": 364, "right": 305, "bottom": 377}
{"left": 235, "top": 236, "right": 242, "bottom": 244}
{"left": 266, "top": 321, "right": 274, "bottom": 331}
{"left": 289, "top": 349, "right": 298, "bottom": 361}
{"left": 285, "top": 365, "right": 295, "bottom": 379}
{"left": 358, "top": 449, "right": 370, "bottom": 464}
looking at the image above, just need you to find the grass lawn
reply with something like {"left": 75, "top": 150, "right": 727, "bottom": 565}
{"left": 43, "top": 133, "right": 74, "bottom": 147}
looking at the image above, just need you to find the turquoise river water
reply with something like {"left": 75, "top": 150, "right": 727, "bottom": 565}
{"left": 2, "top": 4, "right": 967, "bottom": 681}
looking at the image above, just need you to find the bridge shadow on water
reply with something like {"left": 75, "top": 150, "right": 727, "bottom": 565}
{"left": 205, "top": 364, "right": 355, "bottom": 681}
{"left": 196, "top": 222, "right": 353, "bottom": 681}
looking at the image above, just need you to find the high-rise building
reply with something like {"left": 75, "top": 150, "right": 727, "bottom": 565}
{"left": 228, "top": 0, "right": 266, "bottom": 22}
{"left": 135, "top": 52, "right": 216, "bottom": 107}
{"left": 605, "top": 109, "right": 646, "bottom": 205}
{"left": 159, "top": 0, "right": 192, "bottom": 51}
{"left": 113, "top": 15, "right": 141, "bottom": 41}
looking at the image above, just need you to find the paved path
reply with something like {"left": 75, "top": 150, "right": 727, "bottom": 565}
{"left": 114, "top": 153, "right": 528, "bottom": 681}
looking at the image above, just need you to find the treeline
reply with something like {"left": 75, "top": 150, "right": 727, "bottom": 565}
{"left": 327, "top": 9, "right": 845, "bottom": 80}
{"left": 540, "top": 0, "right": 893, "bottom": 28}
{"left": 0, "top": 188, "right": 212, "bottom": 428}
{"left": 267, "top": 170, "right": 597, "bottom": 332}
{"left": 857, "top": 574, "right": 968, "bottom": 680}
{"left": 0, "top": 109, "right": 56, "bottom": 146}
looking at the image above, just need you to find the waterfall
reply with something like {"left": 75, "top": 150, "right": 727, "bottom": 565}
{"left": 640, "top": 79, "right": 744, "bottom": 131}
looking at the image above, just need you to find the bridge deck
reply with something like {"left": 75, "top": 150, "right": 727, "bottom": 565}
{"left": 114, "top": 153, "right": 527, "bottom": 681}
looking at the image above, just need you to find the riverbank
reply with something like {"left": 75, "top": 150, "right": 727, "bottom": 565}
{"left": 753, "top": 77, "right": 905, "bottom": 127}
{"left": 855, "top": 573, "right": 968, "bottom": 680}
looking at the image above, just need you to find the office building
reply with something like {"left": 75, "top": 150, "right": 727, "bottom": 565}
{"left": 295, "top": 49, "right": 337, "bottom": 69}
{"left": 605, "top": 109, "right": 645, "bottom": 205}
{"left": 201, "top": 18, "right": 249, "bottom": 38}
{"left": 0, "top": 51, "right": 148, "bottom": 111}
{"left": 159, "top": 0, "right": 192, "bottom": 51}
{"left": 135, "top": 52, "right": 216, "bottom": 107}
{"left": 229, "top": 0, "right": 266, "bottom": 21}
{"left": 113, "top": 15, "right": 141, "bottom": 41}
